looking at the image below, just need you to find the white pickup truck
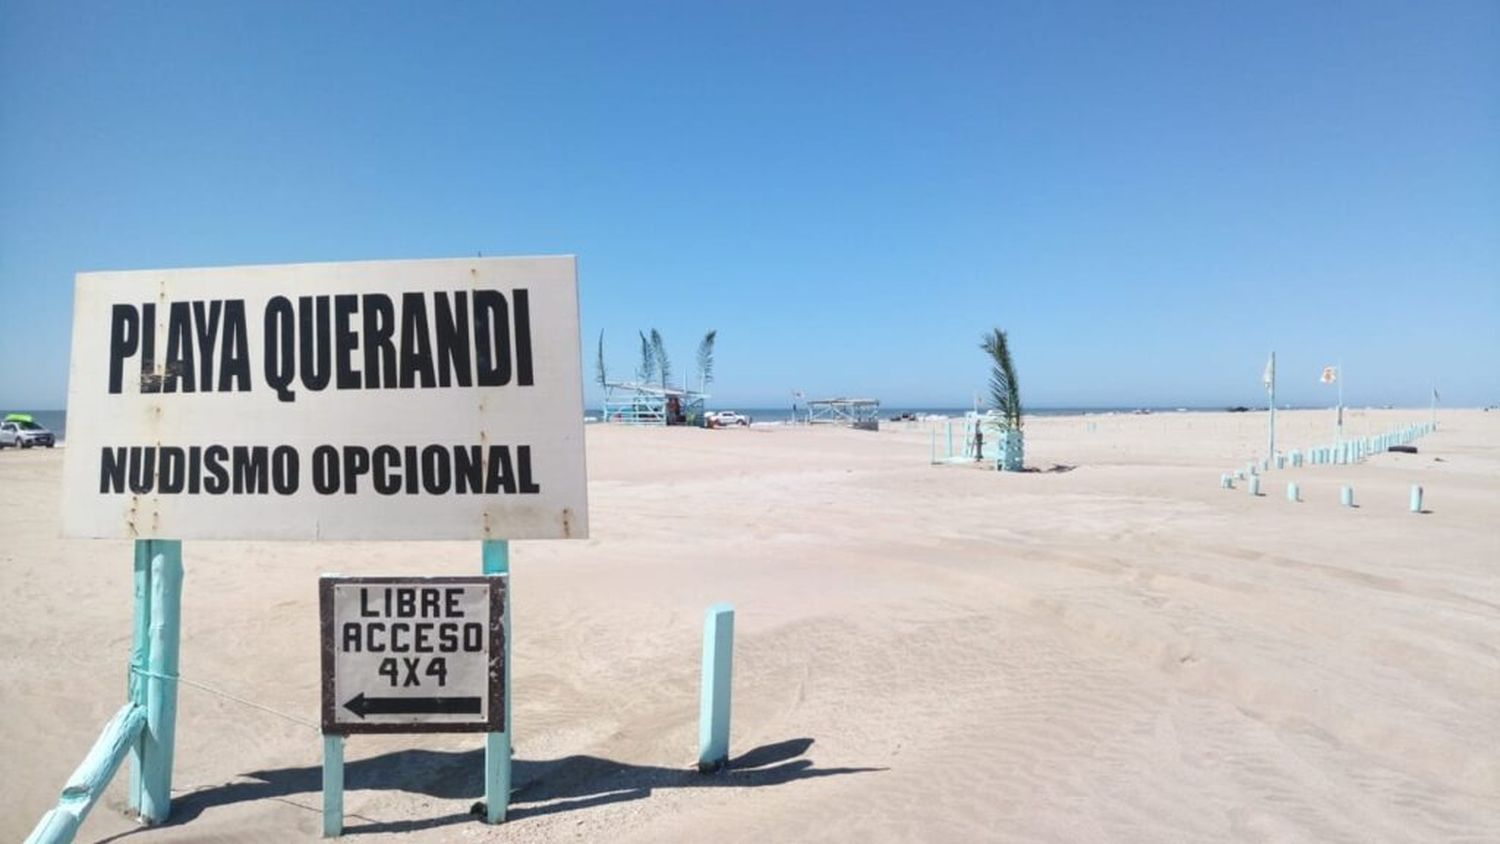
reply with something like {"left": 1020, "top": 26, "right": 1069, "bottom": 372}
{"left": 705, "top": 411, "right": 750, "bottom": 427}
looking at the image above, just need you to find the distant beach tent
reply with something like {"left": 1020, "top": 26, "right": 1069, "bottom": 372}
{"left": 805, "top": 398, "right": 881, "bottom": 430}
{"left": 602, "top": 381, "right": 708, "bottom": 426}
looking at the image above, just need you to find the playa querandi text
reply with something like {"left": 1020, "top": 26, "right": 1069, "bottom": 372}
{"left": 62, "top": 256, "right": 588, "bottom": 540}
{"left": 97, "top": 443, "right": 542, "bottom": 497}
{"left": 105, "top": 289, "right": 535, "bottom": 401}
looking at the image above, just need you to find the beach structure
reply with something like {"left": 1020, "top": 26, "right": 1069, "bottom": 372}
{"left": 979, "top": 328, "right": 1024, "bottom": 471}
{"left": 930, "top": 411, "right": 1025, "bottom": 471}
{"left": 806, "top": 397, "right": 880, "bottom": 431}
{"left": 601, "top": 381, "right": 708, "bottom": 426}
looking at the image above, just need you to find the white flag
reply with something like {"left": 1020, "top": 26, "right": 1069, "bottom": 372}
{"left": 1262, "top": 355, "right": 1275, "bottom": 392}
{"left": 1320, "top": 366, "right": 1337, "bottom": 384}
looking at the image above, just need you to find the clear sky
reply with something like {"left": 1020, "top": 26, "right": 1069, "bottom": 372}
{"left": 2, "top": 1, "right": 1496, "bottom": 410}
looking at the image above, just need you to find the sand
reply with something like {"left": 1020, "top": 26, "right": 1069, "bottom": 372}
{"left": 2, "top": 409, "right": 1497, "bottom": 842}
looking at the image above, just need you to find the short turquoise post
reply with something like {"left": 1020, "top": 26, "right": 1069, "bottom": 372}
{"left": 141, "top": 541, "right": 183, "bottom": 824}
{"left": 127, "top": 541, "right": 154, "bottom": 813}
{"left": 1410, "top": 484, "right": 1423, "bottom": 513}
{"left": 1341, "top": 486, "right": 1355, "bottom": 508}
{"left": 1287, "top": 482, "right": 1299, "bottom": 502}
{"left": 1220, "top": 473, "right": 1232, "bottom": 489}
{"left": 481, "top": 540, "right": 511, "bottom": 824}
{"left": 1248, "top": 475, "right": 1261, "bottom": 496}
{"left": 698, "top": 603, "right": 735, "bottom": 772}
{"left": 322, "top": 735, "right": 344, "bottom": 837}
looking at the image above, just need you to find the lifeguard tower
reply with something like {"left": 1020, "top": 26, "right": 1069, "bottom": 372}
{"left": 601, "top": 381, "right": 708, "bottom": 426}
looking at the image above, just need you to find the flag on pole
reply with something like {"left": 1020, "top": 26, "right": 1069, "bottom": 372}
{"left": 1433, "top": 387, "right": 1440, "bottom": 402}
{"left": 1262, "top": 355, "right": 1275, "bottom": 393}
{"left": 1320, "top": 366, "right": 1337, "bottom": 384}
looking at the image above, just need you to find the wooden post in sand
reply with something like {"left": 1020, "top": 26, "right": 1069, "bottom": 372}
{"left": 127, "top": 541, "right": 154, "bottom": 812}
{"left": 1287, "top": 482, "right": 1299, "bottom": 502}
{"left": 1341, "top": 486, "right": 1355, "bottom": 508}
{"left": 698, "top": 603, "right": 735, "bottom": 771}
{"left": 322, "top": 735, "right": 344, "bottom": 837}
{"left": 1410, "top": 485, "right": 1424, "bottom": 513}
{"left": 1248, "top": 475, "right": 1261, "bottom": 496}
{"left": 482, "top": 540, "right": 512, "bottom": 823}
{"left": 141, "top": 542, "right": 183, "bottom": 825}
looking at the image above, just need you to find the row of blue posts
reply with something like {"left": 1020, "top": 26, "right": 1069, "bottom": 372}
{"left": 1224, "top": 475, "right": 1426, "bottom": 512}
{"left": 1219, "top": 421, "right": 1435, "bottom": 514}
{"left": 1305, "top": 421, "right": 1435, "bottom": 466}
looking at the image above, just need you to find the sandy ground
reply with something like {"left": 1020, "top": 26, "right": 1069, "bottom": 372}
{"left": 2, "top": 409, "right": 1497, "bottom": 843}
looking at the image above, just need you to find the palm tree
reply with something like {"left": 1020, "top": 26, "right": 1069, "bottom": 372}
{"left": 980, "top": 328, "right": 1022, "bottom": 430}
{"left": 595, "top": 330, "right": 608, "bottom": 390}
{"left": 649, "top": 328, "right": 671, "bottom": 391}
{"left": 637, "top": 331, "right": 656, "bottom": 384}
{"left": 696, "top": 330, "right": 717, "bottom": 392}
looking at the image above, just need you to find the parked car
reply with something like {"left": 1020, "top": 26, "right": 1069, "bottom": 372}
{"left": 706, "top": 411, "right": 749, "bottom": 427}
{"left": 0, "top": 414, "right": 55, "bottom": 449}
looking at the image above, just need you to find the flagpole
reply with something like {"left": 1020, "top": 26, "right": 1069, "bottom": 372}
{"left": 1336, "top": 357, "right": 1344, "bottom": 443}
{"left": 1268, "top": 351, "right": 1276, "bottom": 460}
{"left": 1431, "top": 386, "right": 1437, "bottom": 428}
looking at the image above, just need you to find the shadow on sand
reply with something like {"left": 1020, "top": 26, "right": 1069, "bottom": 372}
{"left": 102, "top": 738, "right": 882, "bottom": 837}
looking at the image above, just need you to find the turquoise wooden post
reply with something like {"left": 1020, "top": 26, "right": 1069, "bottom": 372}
{"left": 24, "top": 703, "right": 147, "bottom": 844}
{"left": 127, "top": 541, "right": 154, "bottom": 813}
{"left": 697, "top": 603, "right": 735, "bottom": 772}
{"left": 1220, "top": 474, "right": 1232, "bottom": 489}
{"left": 1410, "top": 485, "right": 1423, "bottom": 513}
{"left": 1247, "top": 475, "right": 1261, "bottom": 496}
{"left": 322, "top": 735, "right": 344, "bottom": 837}
{"left": 141, "top": 541, "right": 182, "bottom": 825}
{"left": 1287, "top": 482, "right": 1299, "bottom": 502}
{"left": 1341, "top": 486, "right": 1355, "bottom": 508}
{"left": 481, "top": 540, "right": 511, "bottom": 824}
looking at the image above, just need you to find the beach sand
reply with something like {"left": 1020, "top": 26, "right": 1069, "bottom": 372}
{"left": 2, "top": 409, "right": 1497, "bottom": 842}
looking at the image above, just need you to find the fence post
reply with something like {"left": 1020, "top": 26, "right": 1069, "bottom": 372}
{"left": 1410, "top": 485, "right": 1423, "bottom": 513}
{"left": 140, "top": 541, "right": 183, "bottom": 824}
{"left": 481, "top": 540, "right": 511, "bottom": 824}
{"left": 127, "top": 541, "right": 153, "bottom": 812}
{"left": 322, "top": 735, "right": 344, "bottom": 837}
{"left": 698, "top": 603, "right": 735, "bottom": 772}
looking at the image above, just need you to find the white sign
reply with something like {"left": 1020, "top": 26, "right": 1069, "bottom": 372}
{"left": 61, "top": 256, "right": 589, "bottom": 540}
{"left": 321, "top": 576, "right": 504, "bottom": 734}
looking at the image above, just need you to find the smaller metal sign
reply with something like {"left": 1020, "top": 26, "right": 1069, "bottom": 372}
{"left": 320, "top": 575, "right": 504, "bottom": 734}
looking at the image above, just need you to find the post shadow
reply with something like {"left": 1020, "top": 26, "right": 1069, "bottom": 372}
{"left": 100, "top": 738, "right": 881, "bottom": 837}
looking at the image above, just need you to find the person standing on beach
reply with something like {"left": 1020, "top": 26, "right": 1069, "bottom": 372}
{"left": 974, "top": 426, "right": 984, "bottom": 462}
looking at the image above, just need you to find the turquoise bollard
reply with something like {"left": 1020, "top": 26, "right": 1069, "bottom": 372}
{"left": 698, "top": 603, "right": 735, "bottom": 771}
{"left": 1287, "top": 482, "right": 1299, "bottom": 502}
{"left": 1221, "top": 474, "right": 1233, "bottom": 489}
{"left": 1410, "top": 485, "right": 1423, "bottom": 513}
{"left": 1341, "top": 485, "right": 1355, "bottom": 507}
{"left": 1248, "top": 475, "right": 1261, "bottom": 496}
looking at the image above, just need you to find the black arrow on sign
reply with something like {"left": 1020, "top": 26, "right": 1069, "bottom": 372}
{"left": 343, "top": 693, "right": 482, "bottom": 719}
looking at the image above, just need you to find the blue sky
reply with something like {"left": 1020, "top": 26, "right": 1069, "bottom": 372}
{"left": 2, "top": 1, "right": 1496, "bottom": 410}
